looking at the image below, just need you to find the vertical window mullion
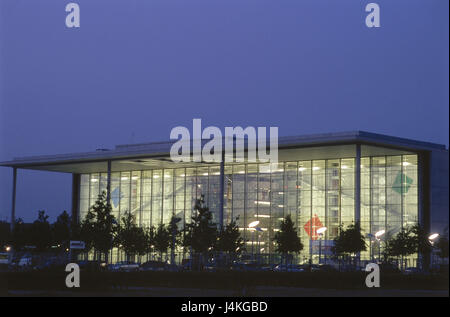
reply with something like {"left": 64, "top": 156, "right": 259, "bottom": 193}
{"left": 150, "top": 170, "right": 153, "bottom": 228}
{"left": 161, "top": 169, "right": 165, "bottom": 225}
{"left": 401, "top": 155, "right": 404, "bottom": 230}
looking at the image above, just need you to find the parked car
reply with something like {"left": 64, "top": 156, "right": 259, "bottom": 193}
{"left": 110, "top": 261, "right": 140, "bottom": 272}
{"left": 430, "top": 264, "right": 449, "bottom": 274}
{"left": 0, "top": 253, "right": 10, "bottom": 271}
{"left": 203, "top": 262, "right": 217, "bottom": 272}
{"left": 310, "top": 264, "right": 337, "bottom": 272}
{"left": 76, "top": 260, "right": 107, "bottom": 272}
{"left": 34, "top": 257, "right": 66, "bottom": 271}
{"left": 166, "top": 264, "right": 182, "bottom": 272}
{"left": 259, "top": 264, "right": 276, "bottom": 271}
{"left": 231, "top": 261, "right": 260, "bottom": 271}
{"left": 378, "top": 263, "right": 401, "bottom": 274}
{"left": 140, "top": 260, "right": 168, "bottom": 271}
{"left": 0, "top": 252, "right": 10, "bottom": 265}
{"left": 403, "top": 267, "right": 421, "bottom": 275}
{"left": 339, "top": 264, "right": 358, "bottom": 272}
{"left": 18, "top": 256, "right": 33, "bottom": 267}
{"left": 9, "top": 255, "right": 34, "bottom": 271}
{"left": 181, "top": 259, "right": 201, "bottom": 271}
{"left": 181, "top": 259, "right": 192, "bottom": 271}
{"left": 273, "top": 264, "right": 305, "bottom": 272}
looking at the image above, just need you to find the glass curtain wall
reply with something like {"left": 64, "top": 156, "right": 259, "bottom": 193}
{"left": 360, "top": 154, "right": 419, "bottom": 265}
{"left": 78, "top": 154, "right": 418, "bottom": 264}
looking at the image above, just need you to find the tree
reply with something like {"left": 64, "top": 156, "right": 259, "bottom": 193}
{"left": 183, "top": 196, "right": 218, "bottom": 269}
{"left": 80, "top": 191, "right": 117, "bottom": 262}
{"left": 273, "top": 215, "right": 303, "bottom": 267}
{"left": 168, "top": 215, "right": 182, "bottom": 265}
{"left": 0, "top": 221, "right": 11, "bottom": 250}
{"left": 332, "top": 222, "right": 366, "bottom": 267}
{"left": 153, "top": 224, "right": 170, "bottom": 261}
{"left": 11, "top": 218, "right": 29, "bottom": 251}
{"left": 114, "top": 211, "right": 150, "bottom": 261}
{"left": 385, "top": 224, "right": 431, "bottom": 270}
{"left": 216, "top": 217, "right": 245, "bottom": 266}
{"left": 411, "top": 224, "right": 433, "bottom": 256}
{"left": 385, "top": 228, "right": 415, "bottom": 270}
{"left": 52, "top": 210, "right": 71, "bottom": 250}
{"left": 30, "top": 210, "right": 52, "bottom": 252}
{"left": 70, "top": 215, "right": 82, "bottom": 241}
{"left": 80, "top": 206, "right": 96, "bottom": 255}
{"left": 144, "top": 226, "right": 156, "bottom": 255}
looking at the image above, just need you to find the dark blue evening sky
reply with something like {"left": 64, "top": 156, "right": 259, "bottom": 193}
{"left": 0, "top": 0, "right": 448, "bottom": 222}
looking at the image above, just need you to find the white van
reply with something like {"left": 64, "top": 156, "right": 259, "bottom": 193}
{"left": 0, "top": 252, "right": 10, "bottom": 265}
{"left": 18, "top": 256, "right": 32, "bottom": 267}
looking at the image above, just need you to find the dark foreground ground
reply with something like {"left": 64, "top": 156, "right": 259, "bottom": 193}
{"left": 6, "top": 286, "right": 449, "bottom": 297}
{"left": 1, "top": 270, "right": 448, "bottom": 297}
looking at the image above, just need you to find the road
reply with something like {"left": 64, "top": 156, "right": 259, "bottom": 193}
{"left": 6, "top": 286, "right": 449, "bottom": 297}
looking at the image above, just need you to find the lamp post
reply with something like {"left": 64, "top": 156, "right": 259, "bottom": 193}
{"left": 375, "top": 230, "right": 385, "bottom": 263}
{"left": 367, "top": 233, "right": 375, "bottom": 261}
{"left": 248, "top": 221, "right": 260, "bottom": 260}
{"left": 428, "top": 233, "right": 439, "bottom": 244}
{"left": 428, "top": 233, "right": 439, "bottom": 268}
{"left": 317, "top": 227, "right": 327, "bottom": 264}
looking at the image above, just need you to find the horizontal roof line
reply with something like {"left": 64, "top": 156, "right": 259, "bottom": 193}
{"left": 0, "top": 131, "right": 446, "bottom": 168}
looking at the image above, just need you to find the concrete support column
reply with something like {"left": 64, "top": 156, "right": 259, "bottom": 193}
{"left": 71, "top": 174, "right": 80, "bottom": 224}
{"left": 418, "top": 151, "right": 431, "bottom": 271}
{"left": 355, "top": 144, "right": 361, "bottom": 225}
{"left": 219, "top": 150, "right": 225, "bottom": 229}
{"left": 106, "top": 160, "right": 112, "bottom": 205}
{"left": 106, "top": 160, "right": 113, "bottom": 264}
{"left": 355, "top": 144, "right": 361, "bottom": 264}
{"left": 10, "top": 167, "right": 17, "bottom": 232}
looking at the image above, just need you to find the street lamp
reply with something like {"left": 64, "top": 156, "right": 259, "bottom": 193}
{"left": 317, "top": 227, "right": 327, "bottom": 264}
{"left": 428, "top": 233, "right": 439, "bottom": 244}
{"left": 375, "top": 230, "right": 385, "bottom": 262}
{"left": 248, "top": 221, "right": 260, "bottom": 259}
{"left": 428, "top": 233, "right": 439, "bottom": 268}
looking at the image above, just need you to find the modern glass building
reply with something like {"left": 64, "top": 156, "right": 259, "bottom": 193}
{"left": 1, "top": 131, "right": 448, "bottom": 267}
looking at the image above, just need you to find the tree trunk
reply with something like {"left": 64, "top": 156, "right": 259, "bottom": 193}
{"left": 171, "top": 247, "right": 175, "bottom": 266}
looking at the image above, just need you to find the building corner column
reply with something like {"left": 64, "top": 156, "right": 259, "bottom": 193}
{"left": 418, "top": 151, "right": 431, "bottom": 271}
{"left": 355, "top": 144, "right": 361, "bottom": 225}
{"left": 71, "top": 174, "right": 81, "bottom": 224}
{"left": 106, "top": 160, "right": 112, "bottom": 264}
{"left": 355, "top": 144, "right": 361, "bottom": 264}
{"left": 10, "top": 167, "right": 17, "bottom": 232}
{"left": 106, "top": 160, "right": 112, "bottom": 206}
{"left": 219, "top": 151, "right": 225, "bottom": 229}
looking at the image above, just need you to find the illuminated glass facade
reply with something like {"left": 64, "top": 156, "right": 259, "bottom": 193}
{"left": 2, "top": 131, "right": 445, "bottom": 269}
{"left": 3, "top": 130, "right": 446, "bottom": 268}
{"left": 78, "top": 149, "right": 419, "bottom": 265}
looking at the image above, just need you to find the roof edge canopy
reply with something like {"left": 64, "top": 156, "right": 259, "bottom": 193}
{"left": 0, "top": 131, "right": 446, "bottom": 172}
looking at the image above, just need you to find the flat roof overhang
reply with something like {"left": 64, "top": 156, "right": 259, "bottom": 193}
{"left": 0, "top": 131, "right": 446, "bottom": 174}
